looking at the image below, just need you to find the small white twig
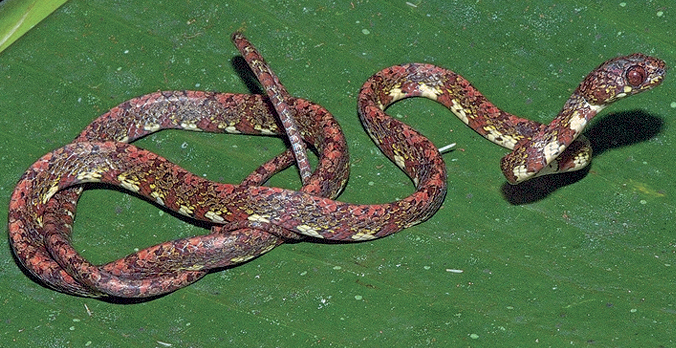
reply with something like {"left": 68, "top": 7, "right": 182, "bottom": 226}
{"left": 446, "top": 268, "right": 464, "bottom": 273}
{"left": 438, "top": 143, "right": 456, "bottom": 153}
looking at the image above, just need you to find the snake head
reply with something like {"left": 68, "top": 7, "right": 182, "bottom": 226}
{"left": 578, "top": 53, "right": 666, "bottom": 106}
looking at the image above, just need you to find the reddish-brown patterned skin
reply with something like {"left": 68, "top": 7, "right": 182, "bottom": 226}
{"left": 501, "top": 54, "right": 665, "bottom": 183}
{"left": 8, "top": 34, "right": 352, "bottom": 297}
{"left": 232, "top": 33, "right": 313, "bottom": 183}
{"left": 358, "top": 54, "right": 665, "bottom": 184}
{"left": 7, "top": 37, "right": 665, "bottom": 299}
{"left": 9, "top": 92, "right": 350, "bottom": 298}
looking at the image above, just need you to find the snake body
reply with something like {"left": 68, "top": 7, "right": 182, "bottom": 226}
{"left": 232, "top": 33, "right": 314, "bottom": 183}
{"left": 10, "top": 91, "right": 351, "bottom": 297}
{"left": 8, "top": 35, "right": 352, "bottom": 297}
{"left": 8, "top": 32, "right": 665, "bottom": 298}
{"left": 362, "top": 54, "right": 665, "bottom": 184}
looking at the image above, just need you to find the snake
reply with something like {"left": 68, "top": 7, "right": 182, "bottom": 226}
{"left": 8, "top": 32, "right": 665, "bottom": 298}
{"left": 8, "top": 33, "right": 352, "bottom": 298}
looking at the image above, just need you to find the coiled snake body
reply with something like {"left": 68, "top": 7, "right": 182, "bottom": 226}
{"left": 8, "top": 33, "right": 665, "bottom": 298}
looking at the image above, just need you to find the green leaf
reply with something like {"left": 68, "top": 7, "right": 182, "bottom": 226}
{"left": 0, "top": 0, "right": 68, "bottom": 53}
{"left": 1, "top": 0, "right": 674, "bottom": 346}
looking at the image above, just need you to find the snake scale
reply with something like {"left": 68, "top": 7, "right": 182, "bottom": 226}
{"left": 8, "top": 32, "right": 665, "bottom": 298}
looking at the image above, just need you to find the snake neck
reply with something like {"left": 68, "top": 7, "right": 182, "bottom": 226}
{"left": 547, "top": 92, "right": 606, "bottom": 142}
{"left": 500, "top": 92, "right": 605, "bottom": 184}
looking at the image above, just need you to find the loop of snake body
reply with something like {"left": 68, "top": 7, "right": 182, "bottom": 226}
{"left": 8, "top": 31, "right": 665, "bottom": 298}
{"left": 9, "top": 34, "right": 352, "bottom": 298}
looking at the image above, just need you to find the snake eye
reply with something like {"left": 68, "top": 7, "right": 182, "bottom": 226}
{"left": 626, "top": 65, "right": 646, "bottom": 87}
